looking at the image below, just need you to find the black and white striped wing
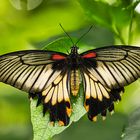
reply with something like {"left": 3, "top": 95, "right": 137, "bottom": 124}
{"left": 0, "top": 50, "right": 67, "bottom": 93}
{"left": 93, "top": 46, "right": 140, "bottom": 88}
{"left": 0, "top": 50, "right": 72, "bottom": 125}
{"left": 80, "top": 46, "right": 140, "bottom": 120}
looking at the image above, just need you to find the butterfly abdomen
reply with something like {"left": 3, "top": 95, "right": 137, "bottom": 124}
{"left": 70, "top": 69, "right": 80, "bottom": 96}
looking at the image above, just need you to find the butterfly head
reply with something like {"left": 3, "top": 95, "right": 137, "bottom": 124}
{"left": 70, "top": 46, "right": 79, "bottom": 54}
{"left": 59, "top": 24, "right": 93, "bottom": 55}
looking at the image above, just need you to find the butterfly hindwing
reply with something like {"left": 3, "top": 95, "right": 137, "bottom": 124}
{"left": 41, "top": 70, "right": 71, "bottom": 126}
{"left": 81, "top": 67, "right": 123, "bottom": 121}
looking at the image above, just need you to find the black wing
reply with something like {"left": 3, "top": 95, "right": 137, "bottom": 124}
{"left": 0, "top": 50, "right": 71, "bottom": 125}
{"left": 80, "top": 45, "right": 140, "bottom": 121}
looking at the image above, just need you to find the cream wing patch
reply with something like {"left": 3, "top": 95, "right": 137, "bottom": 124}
{"left": 43, "top": 72, "right": 71, "bottom": 106}
{"left": 83, "top": 72, "right": 110, "bottom": 102}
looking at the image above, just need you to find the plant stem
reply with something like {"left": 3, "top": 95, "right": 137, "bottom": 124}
{"left": 128, "top": 9, "right": 134, "bottom": 44}
{"left": 114, "top": 26, "right": 126, "bottom": 45}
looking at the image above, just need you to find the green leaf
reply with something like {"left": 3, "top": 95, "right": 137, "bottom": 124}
{"left": 78, "top": 0, "right": 140, "bottom": 44}
{"left": 42, "top": 37, "right": 94, "bottom": 53}
{"left": 57, "top": 113, "right": 127, "bottom": 140}
{"left": 122, "top": 108, "right": 140, "bottom": 140}
{"left": 78, "top": 0, "right": 132, "bottom": 28}
{"left": 0, "top": 1, "right": 86, "bottom": 53}
{"left": 30, "top": 38, "right": 94, "bottom": 140}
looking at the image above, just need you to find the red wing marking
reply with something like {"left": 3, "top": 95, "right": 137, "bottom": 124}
{"left": 82, "top": 52, "right": 97, "bottom": 58}
{"left": 52, "top": 54, "right": 66, "bottom": 60}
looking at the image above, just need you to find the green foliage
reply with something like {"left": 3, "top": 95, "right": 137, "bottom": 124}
{"left": 0, "top": 1, "right": 85, "bottom": 53}
{"left": 122, "top": 108, "right": 140, "bottom": 140}
{"left": 0, "top": 0, "right": 140, "bottom": 140}
{"left": 78, "top": 0, "right": 140, "bottom": 44}
{"left": 56, "top": 113, "right": 127, "bottom": 140}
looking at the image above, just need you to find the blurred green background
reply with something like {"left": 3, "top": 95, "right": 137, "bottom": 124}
{"left": 0, "top": 0, "right": 140, "bottom": 140}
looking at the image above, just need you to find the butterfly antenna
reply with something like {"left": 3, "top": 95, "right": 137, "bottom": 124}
{"left": 75, "top": 25, "right": 93, "bottom": 45}
{"left": 59, "top": 23, "right": 75, "bottom": 46}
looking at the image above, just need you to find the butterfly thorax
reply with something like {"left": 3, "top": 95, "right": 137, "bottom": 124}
{"left": 69, "top": 46, "right": 80, "bottom": 96}
{"left": 68, "top": 46, "right": 80, "bottom": 67}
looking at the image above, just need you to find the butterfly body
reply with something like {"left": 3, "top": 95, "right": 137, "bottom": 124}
{"left": 70, "top": 69, "right": 80, "bottom": 96}
{"left": 0, "top": 45, "right": 140, "bottom": 126}
{"left": 67, "top": 46, "right": 81, "bottom": 96}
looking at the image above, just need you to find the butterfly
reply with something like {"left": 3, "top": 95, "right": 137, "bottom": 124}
{"left": 0, "top": 45, "right": 140, "bottom": 126}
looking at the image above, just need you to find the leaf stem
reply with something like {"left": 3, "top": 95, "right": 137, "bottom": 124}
{"left": 128, "top": 8, "right": 134, "bottom": 44}
{"left": 128, "top": 1, "right": 140, "bottom": 44}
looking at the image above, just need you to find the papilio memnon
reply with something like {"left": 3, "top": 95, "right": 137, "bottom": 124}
{"left": 0, "top": 45, "right": 140, "bottom": 126}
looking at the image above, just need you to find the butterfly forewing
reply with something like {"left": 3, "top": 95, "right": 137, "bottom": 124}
{"left": 81, "top": 46, "right": 140, "bottom": 89}
{"left": 0, "top": 50, "right": 67, "bottom": 92}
